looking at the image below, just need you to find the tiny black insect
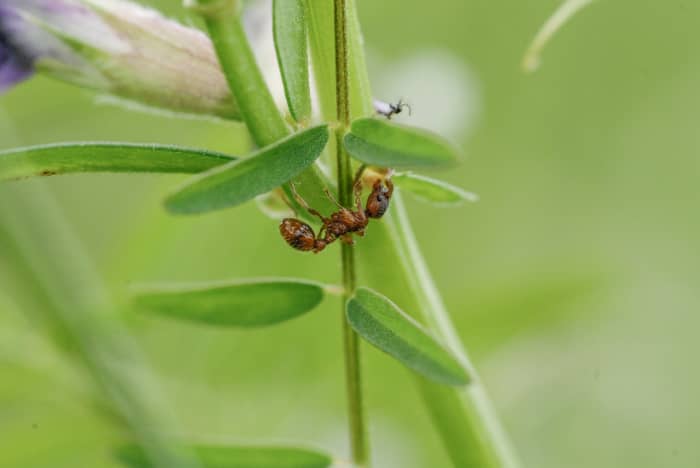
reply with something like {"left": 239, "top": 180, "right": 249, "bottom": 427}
{"left": 374, "top": 98, "right": 412, "bottom": 120}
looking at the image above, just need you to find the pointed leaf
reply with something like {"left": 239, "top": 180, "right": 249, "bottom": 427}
{"left": 117, "top": 444, "right": 332, "bottom": 468}
{"left": 347, "top": 287, "right": 469, "bottom": 386}
{"left": 0, "top": 142, "right": 235, "bottom": 181}
{"left": 344, "top": 118, "right": 459, "bottom": 169}
{"left": 273, "top": 0, "right": 312, "bottom": 123}
{"left": 132, "top": 278, "right": 325, "bottom": 328}
{"left": 393, "top": 172, "right": 479, "bottom": 205}
{"left": 165, "top": 125, "right": 329, "bottom": 215}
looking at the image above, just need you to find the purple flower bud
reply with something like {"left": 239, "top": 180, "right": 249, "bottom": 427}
{"left": 0, "top": 0, "right": 240, "bottom": 120}
{"left": 0, "top": 33, "right": 33, "bottom": 92}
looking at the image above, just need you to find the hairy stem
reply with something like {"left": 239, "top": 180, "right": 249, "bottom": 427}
{"left": 335, "top": 0, "right": 369, "bottom": 465}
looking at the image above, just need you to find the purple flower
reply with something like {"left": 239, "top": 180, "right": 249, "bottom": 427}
{"left": 0, "top": 0, "right": 240, "bottom": 120}
{"left": 0, "top": 6, "right": 34, "bottom": 92}
{"left": 0, "top": 34, "right": 33, "bottom": 92}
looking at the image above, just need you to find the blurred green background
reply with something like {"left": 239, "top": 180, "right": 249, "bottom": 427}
{"left": 1, "top": 0, "right": 699, "bottom": 467}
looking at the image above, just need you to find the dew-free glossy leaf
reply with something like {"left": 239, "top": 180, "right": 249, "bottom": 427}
{"left": 165, "top": 125, "right": 328, "bottom": 215}
{"left": 347, "top": 287, "right": 469, "bottom": 386}
{"left": 116, "top": 444, "right": 332, "bottom": 468}
{"left": 273, "top": 0, "right": 311, "bottom": 123}
{"left": 393, "top": 172, "right": 479, "bottom": 205}
{"left": 132, "top": 278, "right": 324, "bottom": 327}
{"left": 0, "top": 142, "right": 235, "bottom": 181}
{"left": 344, "top": 118, "right": 459, "bottom": 169}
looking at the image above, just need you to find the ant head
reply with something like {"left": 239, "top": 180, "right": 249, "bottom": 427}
{"left": 365, "top": 179, "right": 392, "bottom": 219}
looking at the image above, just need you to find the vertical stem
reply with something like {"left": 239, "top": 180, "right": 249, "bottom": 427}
{"left": 335, "top": 0, "right": 369, "bottom": 465}
{"left": 385, "top": 194, "right": 521, "bottom": 467}
{"left": 0, "top": 184, "right": 200, "bottom": 468}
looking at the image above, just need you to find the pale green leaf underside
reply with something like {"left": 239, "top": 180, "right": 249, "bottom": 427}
{"left": 393, "top": 172, "right": 479, "bottom": 205}
{"left": 0, "top": 142, "right": 235, "bottom": 181}
{"left": 116, "top": 444, "right": 332, "bottom": 468}
{"left": 344, "top": 118, "right": 459, "bottom": 169}
{"left": 132, "top": 278, "right": 324, "bottom": 327}
{"left": 347, "top": 287, "right": 469, "bottom": 386}
{"left": 273, "top": 0, "right": 311, "bottom": 123}
{"left": 165, "top": 125, "right": 329, "bottom": 215}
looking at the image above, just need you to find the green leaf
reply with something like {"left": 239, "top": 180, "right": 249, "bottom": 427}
{"left": 116, "top": 444, "right": 332, "bottom": 468}
{"left": 344, "top": 118, "right": 459, "bottom": 169}
{"left": 132, "top": 278, "right": 325, "bottom": 328}
{"left": 393, "top": 172, "right": 479, "bottom": 205}
{"left": 346, "top": 287, "right": 469, "bottom": 386}
{"left": 273, "top": 0, "right": 311, "bottom": 123}
{"left": 0, "top": 142, "right": 235, "bottom": 181}
{"left": 165, "top": 125, "right": 329, "bottom": 215}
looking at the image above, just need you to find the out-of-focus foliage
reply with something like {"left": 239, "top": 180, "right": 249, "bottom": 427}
{"left": 1, "top": 1, "right": 699, "bottom": 467}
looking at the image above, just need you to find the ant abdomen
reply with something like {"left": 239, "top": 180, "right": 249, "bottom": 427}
{"left": 280, "top": 218, "right": 317, "bottom": 252}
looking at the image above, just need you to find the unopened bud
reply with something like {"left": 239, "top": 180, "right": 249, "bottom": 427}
{"left": 0, "top": 0, "right": 240, "bottom": 120}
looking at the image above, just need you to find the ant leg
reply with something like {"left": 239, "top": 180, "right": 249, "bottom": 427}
{"left": 353, "top": 164, "right": 367, "bottom": 210}
{"left": 322, "top": 165, "right": 365, "bottom": 210}
{"left": 317, "top": 222, "right": 328, "bottom": 240}
{"left": 385, "top": 177, "right": 394, "bottom": 198}
{"left": 290, "top": 183, "right": 328, "bottom": 223}
{"left": 323, "top": 188, "right": 346, "bottom": 210}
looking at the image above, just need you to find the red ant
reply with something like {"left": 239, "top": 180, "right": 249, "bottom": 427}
{"left": 374, "top": 98, "right": 412, "bottom": 120}
{"left": 279, "top": 167, "right": 394, "bottom": 253}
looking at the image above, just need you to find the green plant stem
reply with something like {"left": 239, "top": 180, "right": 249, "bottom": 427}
{"left": 195, "top": 0, "right": 339, "bottom": 220}
{"left": 200, "top": 4, "right": 288, "bottom": 146}
{"left": 305, "top": 0, "right": 519, "bottom": 463}
{"left": 308, "top": 1, "right": 520, "bottom": 463}
{"left": 0, "top": 184, "right": 199, "bottom": 468}
{"left": 335, "top": 0, "right": 369, "bottom": 465}
{"left": 385, "top": 194, "right": 520, "bottom": 467}
{"left": 193, "top": 0, "right": 368, "bottom": 463}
